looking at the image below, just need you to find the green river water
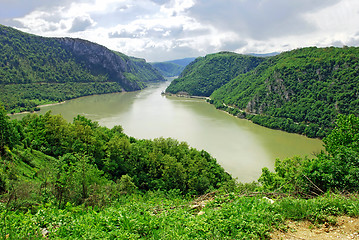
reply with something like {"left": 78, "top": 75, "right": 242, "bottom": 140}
{"left": 17, "top": 80, "right": 323, "bottom": 182}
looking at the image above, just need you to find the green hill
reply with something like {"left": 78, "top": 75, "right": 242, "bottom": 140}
{"left": 0, "top": 24, "right": 164, "bottom": 112}
{"left": 211, "top": 47, "right": 359, "bottom": 137}
{"left": 165, "top": 52, "right": 265, "bottom": 97}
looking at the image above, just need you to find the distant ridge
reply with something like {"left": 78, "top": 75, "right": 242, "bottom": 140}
{"left": 151, "top": 57, "right": 197, "bottom": 77}
{"left": 166, "top": 57, "right": 196, "bottom": 67}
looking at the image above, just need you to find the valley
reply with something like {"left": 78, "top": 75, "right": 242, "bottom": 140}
{"left": 20, "top": 80, "right": 323, "bottom": 182}
{"left": 1, "top": 24, "right": 359, "bottom": 239}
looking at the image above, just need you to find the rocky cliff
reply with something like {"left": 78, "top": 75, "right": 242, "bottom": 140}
{"left": 57, "top": 38, "right": 164, "bottom": 90}
{"left": 0, "top": 24, "right": 164, "bottom": 90}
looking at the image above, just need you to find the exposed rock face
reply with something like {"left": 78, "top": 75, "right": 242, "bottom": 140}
{"left": 57, "top": 38, "right": 164, "bottom": 91}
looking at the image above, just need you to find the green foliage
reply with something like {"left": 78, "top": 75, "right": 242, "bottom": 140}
{"left": 1, "top": 111, "right": 358, "bottom": 238}
{"left": 276, "top": 194, "right": 359, "bottom": 223}
{"left": 0, "top": 82, "right": 125, "bottom": 114}
{"left": 1, "top": 190, "right": 358, "bottom": 239}
{"left": 323, "top": 114, "right": 359, "bottom": 154}
{"left": 2, "top": 111, "right": 231, "bottom": 201}
{"left": 259, "top": 156, "right": 307, "bottom": 193}
{"left": 0, "top": 104, "right": 19, "bottom": 153}
{"left": 303, "top": 114, "right": 359, "bottom": 192}
{"left": 259, "top": 114, "right": 359, "bottom": 194}
{"left": 166, "top": 52, "right": 264, "bottom": 96}
{"left": 0, "top": 24, "right": 164, "bottom": 112}
{"left": 117, "top": 174, "right": 137, "bottom": 194}
{"left": 211, "top": 46, "right": 359, "bottom": 137}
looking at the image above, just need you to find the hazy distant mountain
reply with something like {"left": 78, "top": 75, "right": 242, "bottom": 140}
{"left": 151, "top": 57, "right": 197, "bottom": 77}
{"left": 166, "top": 57, "right": 196, "bottom": 67}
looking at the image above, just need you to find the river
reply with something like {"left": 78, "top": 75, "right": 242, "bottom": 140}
{"left": 18, "top": 80, "right": 324, "bottom": 182}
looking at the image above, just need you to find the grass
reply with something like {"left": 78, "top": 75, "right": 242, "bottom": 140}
{"left": 1, "top": 190, "right": 358, "bottom": 239}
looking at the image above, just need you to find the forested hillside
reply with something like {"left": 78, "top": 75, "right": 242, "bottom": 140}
{"left": 0, "top": 24, "right": 164, "bottom": 112}
{"left": 165, "top": 52, "right": 264, "bottom": 97}
{"left": 211, "top": 47, "right": 359, "bottom": 137}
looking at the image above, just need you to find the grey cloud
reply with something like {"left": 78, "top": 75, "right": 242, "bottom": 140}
{"left": 0, "top": 0, "right": 94, "bottom": 25}
{"left": 92, "top": 2, "right": 159, "bottom": 28}
{"left": 220, "top": 39, "right": 248, "bottom": 52}
{"left": 134, "top": 37, "right": 248, "bottom": 62}
{"left": 109, "top": 25, "right": 211, "bottom": 40}
{"left": 129, "top": 43, "right": 202, "bottom": 62}
{"left": 182, "top": 28, "right": 211, "bottom": 38}
{"left": 149, "top": 0, "right": 172, "bottom": 6}
{"left": 167, "top": 26, "right": 211, "bottom": 38}
{"left": 108, "top": 28, "right": 166, "bottom": 39}
{"left": 0, "top": 0, "right": 89, "bottom": 18}
{"left": 342, "top": 35, "right": 359, "bottom": 47}
{"left": 188, "top": 0, "right": 340, "bottom": 40}
{"left": 331, "top": 40, "right": 345, "bottom": 47}
{"left": 3, "top": 19, "right": 26, "bottom": 28}
{"left": 109, "top": 30, "right": 139, "bottom": 39}
{"left": 68, "top": 16, "right": 93, "bottom": 33}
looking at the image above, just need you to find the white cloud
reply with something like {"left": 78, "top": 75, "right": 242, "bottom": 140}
{"left": 3, "top": 0, "right": 359, "bottom": 61}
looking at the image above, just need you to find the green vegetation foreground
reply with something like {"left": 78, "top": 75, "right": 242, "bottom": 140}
{"left": 1, "top": 103, "right": 359, "bottom": 238}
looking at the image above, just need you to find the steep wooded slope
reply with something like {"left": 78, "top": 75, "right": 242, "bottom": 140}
{"left": 0, "top": 24, "right": 164, "bottom": 111}
{"left": 165, "top": 52, "right": 265, "bottom": 97}
{"left": 211, "top": 47, "right": 359, "bottom": 137}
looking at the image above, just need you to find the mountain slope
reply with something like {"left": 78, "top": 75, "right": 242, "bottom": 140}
{"left": 0, "top": 24, "right": 164, "bottom": 112}
{"left": 165, "top": 52, "right": 265, "bottom": 97}
{"left": 151, "top": 57, "right": 196, "bottom": 77}
{"left": 211, "top": 46, "right": 359, "bottom": 137}
{"left": 151, "top": 62, "right": 184, "bottom": 77}
{"left": 167, "top": 57, "right": 196, "bottom": 67}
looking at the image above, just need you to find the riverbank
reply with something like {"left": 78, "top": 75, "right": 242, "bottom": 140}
{"left": 7, "top": 101, "right": 66, "bottom": 116}
{"left": 13, "top": 81, "right": 322, "bottom": 182}
{"left": 162, "top": 91, "right": 210, "bottom": 100}
{"left": 38, "top": 101, "right": 66, "bottom": 108}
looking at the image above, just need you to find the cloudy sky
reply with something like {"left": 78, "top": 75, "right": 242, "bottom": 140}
{"left": 1, "top": 0, "right": 359, "bottom": 62}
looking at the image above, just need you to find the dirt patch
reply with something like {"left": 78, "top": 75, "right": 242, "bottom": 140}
{"left": 271, "top": 216, "right": 359, "bottom": 239}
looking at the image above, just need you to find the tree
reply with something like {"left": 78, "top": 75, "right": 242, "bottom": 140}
{"left": 117, "top": 174, "right": 137, "bottom": 194}
{"left": 304, "top": 114, "right": 359, "bottom": 192}
{"left": 0, "top": 103, "right": 18, "bottom": 154}
{"left": 323, "top": 114, "right": 359, "bottom": 155}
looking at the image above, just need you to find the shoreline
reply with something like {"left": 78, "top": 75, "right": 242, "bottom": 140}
{"left": 38, "top": 101, "right": 66, "bottom": 108}
{"left": 162, "top": 92, "right": 210, "bottom": 100}
{"left": 7, "top": 101, "right": 66, "bottom": 116}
